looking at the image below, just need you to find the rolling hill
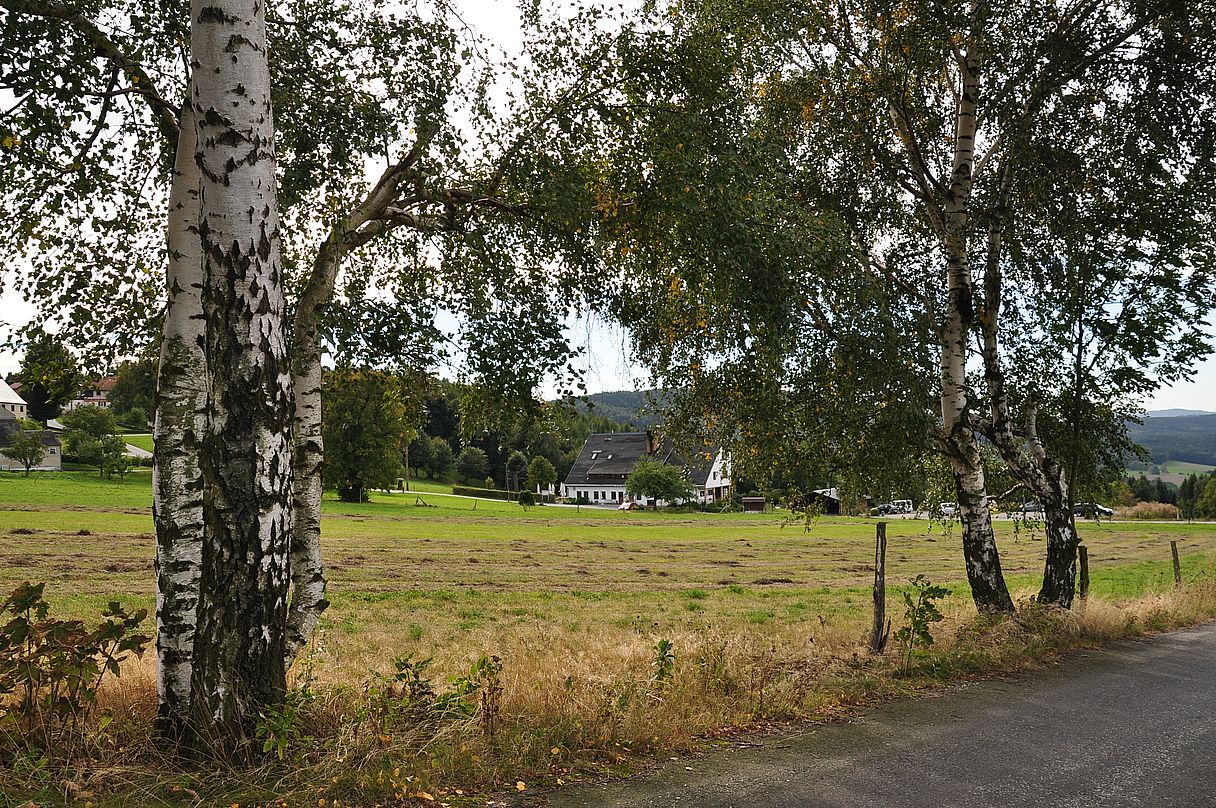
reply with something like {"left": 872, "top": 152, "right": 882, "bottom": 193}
{"left": 577, "top": 390, "right": 664, "bottom": 428}
{"left": 1128, "top": 413, "right": 1216, "bottom": 468}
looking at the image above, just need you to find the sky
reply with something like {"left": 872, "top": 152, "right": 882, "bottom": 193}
{"left": 1, "top": 0, "right": 1212, "bottom": 412}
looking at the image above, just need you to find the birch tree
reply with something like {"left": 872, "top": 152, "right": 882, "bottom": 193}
{"left": 977, "top": 4, "right": 1216, "bottom": 605}
{"left": 586, "top": 0, "right": 1216, "bottom": 614}
{"left": 185, "top": 0, "right": 295, "bottom": 744}
{"left": 3, "top": 0, "right": 614, "bottom": 746}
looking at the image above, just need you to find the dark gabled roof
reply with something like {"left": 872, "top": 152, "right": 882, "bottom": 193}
{"left": 0, "top": 409, "right": 61, "bottom": 449}
{"left": 563, "top": 432, "right": 652, "bottom": 487}
{"left": 563, "top": 432, "right": 724, "bottom": 488}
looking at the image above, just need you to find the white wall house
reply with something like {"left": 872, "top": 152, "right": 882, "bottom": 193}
{"left": 0, "top": 378, "right": 28, "bottom": 418}
{"left": 561, "top": 431, "right": 731, "bottom": 506}
{"left": 0, "top": 408, "right": 62, "bottom": 471}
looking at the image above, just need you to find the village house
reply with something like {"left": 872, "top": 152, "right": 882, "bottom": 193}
{"left": 0, "top": 378, "right": 29, "bottom": 418}
{"left": 66, "top": 375, "right": 117, "bottom": 410}
{"left": 0, "top": 408, "right": 62, "bottom": 471}
{"left": 561, "top": 431, "right": 731, "bottom": 506}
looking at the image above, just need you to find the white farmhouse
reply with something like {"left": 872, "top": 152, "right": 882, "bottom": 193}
{"left": 0, "top": 378, "right": 28, "bottom": 418}
{"left": 561, "top": 431, "right": 731, "bottom": 506}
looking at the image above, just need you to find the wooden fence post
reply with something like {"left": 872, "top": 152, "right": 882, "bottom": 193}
{"left": 1171, "top": 540, "right": 1182, "bottom": 588}
{"left": 1078, "top": 545, "right": 1090, "bottom": 600}
{"left": 870, "top": 522, "right": 890, "bottom": 653}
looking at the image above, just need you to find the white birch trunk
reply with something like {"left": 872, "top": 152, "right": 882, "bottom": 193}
{"left": 978, "top": 168, "right": 1079, "bottom": 608}
{"left": 938, "top": 35, "right": 1014, "bottom": 613}
{"left": 154, "top": 92, "right": 206, "bottom": 738}
{"left": 188, "top": 0, "right": 293, "bottom": 747}
{"left": 283, "top": 239, "right": 343, "bottom": 664}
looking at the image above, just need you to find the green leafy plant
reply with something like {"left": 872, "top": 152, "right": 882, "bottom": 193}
{"left": 893, "top": 575, "right": 950, "bottom": 675}
{"left": 0, "top": 581, "right": 148, "bottom": 755}
{"left": 652, "top": 639, "right": 676, "bottom": 687}
{"left": 255, "top": 689, "right": 313, "bottom": 762}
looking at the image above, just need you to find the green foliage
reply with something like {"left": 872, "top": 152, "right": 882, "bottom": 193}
{"left": 1130, "top": 415, "right": 1216, "bottom": 468}
{"left": 455, "top": 446, "right": 488, "bottom": 484}
{"left": 625, "top": 461, "right": 694, "bottom": 508}
{"left": 0, "top": 427, "right": 48, "bottom": 476}
{"left": 117, "top": 406, "right": 149, "bottom": 431}
{"left": 0, "top": 582, "right": 149, "bottom": 756}
{"left": 893, "top": 576, "right": 950, "bottom": 675}
{"left": 651, "top": 639, "right": 676, "bottom": 687}
{"left": 407, "top": 433, "right": 433, "bottom": 476}
{"left": 427, "top": 437, "right": 453, "bottom": 479}
{"left": 526, "top": 455, "right": 557, "bottom": 493}
{"left": 451, "top": 485, "right": 510, "bottom": 501}
{"left": 505, "top": 450, "right": 528, "bottom": 491}
{"left": 59, "top": 406, "right": 121, "bottom": 477}
{"left": 518, "top": 490, "right": 536, "bottom": 507}
{"left": 59, "top": 406, "right": 117, "bottom": 442}
{"left": 255, "top": 688, "right": 314, "bottom": 763}
{"left": 13, "top": 330, "right": 84, "bottom": 423}
{"left": 107, "top": 357, "right": 156, "bottom": 418}
{"left": 323, "top": 368, "right": 421, "bottom": 503}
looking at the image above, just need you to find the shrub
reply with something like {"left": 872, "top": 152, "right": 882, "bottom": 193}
{"left": 518, "top": 491, "right": 536, "bottom": 507}
{"left": 0, "top": 582, "right": 149, "bottom": 755}
{"left": 894, "top": 575, "right": 950, "bottom": 675}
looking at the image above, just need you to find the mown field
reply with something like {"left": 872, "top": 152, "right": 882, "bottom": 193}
{"left": 3, "top": 471, "right": 1216, "bottom": 805}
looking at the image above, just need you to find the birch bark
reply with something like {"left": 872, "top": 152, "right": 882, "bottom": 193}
{"left": 978, "top": 170, "right": 1080, "bottom": 608}
{"left": 937, "top": 38, "right": 1014, "bottom": 613}
{"left": 283, "top": 238, "right": 341, "bottom": 663}
{"left": 154, "top": 93, "right": 206, "bottom": 739}
{"left": 188, "top": 0, "right": 294, "bottom": 748}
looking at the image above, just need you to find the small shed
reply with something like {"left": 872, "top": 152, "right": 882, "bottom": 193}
{"left": 742, "top": 496, "right": 766, "bottom": 513}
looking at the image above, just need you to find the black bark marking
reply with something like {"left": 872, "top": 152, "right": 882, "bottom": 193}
{"left": 198, "top": 6, "right": 239, "bottom": 23}
{"left": 226, "top": 34, "right": 255, "bottom": 53}
{"left": 203, "top": 108, "right": 231, "bottom": 127}
{"left": 217, "top": 128, "right": 249, "bottom": 147}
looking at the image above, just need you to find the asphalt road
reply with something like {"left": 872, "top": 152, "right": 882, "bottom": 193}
{"left": 539, "top": 623, "right": 1216, "bottom": 808}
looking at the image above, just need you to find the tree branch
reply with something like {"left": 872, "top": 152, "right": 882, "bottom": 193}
{"left": 2, "top": 0, "right": 180, "bottom": 143}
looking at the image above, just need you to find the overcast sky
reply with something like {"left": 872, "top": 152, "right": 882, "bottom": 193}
{"left": 1, "top": 0, "right": 1211, "bottom": 410}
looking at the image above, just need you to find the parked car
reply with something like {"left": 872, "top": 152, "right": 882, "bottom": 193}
{"left": 939, "top": 502, "right": 958, "bottom": 517}
{"left": 1074, "top": 502, "right": 1114, "bottom": 518}
{"left": 892, "top": 499, "right": 913, "bottom": 514}
{"left": 1020, "top": 501, "right": 1043, "bottom": 514}
{"left": 876, "top": 502, "right": 897, "bottom": 515}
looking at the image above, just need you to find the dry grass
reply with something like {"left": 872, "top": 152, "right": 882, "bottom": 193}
{"left": 1114, "top": 502, "right": 1182, "bottom": 520}
{"left": 3, "top": 580, "right": 1206, "bottom": 808}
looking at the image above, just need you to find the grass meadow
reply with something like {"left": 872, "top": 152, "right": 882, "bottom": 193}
{"left": 3, "top": 470, "right": 1216, "bottom": 806}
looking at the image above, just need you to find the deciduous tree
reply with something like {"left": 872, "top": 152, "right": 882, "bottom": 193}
{"left": 13, "top": 330, "right": 84, "bottom": 423}
{"left": 0, "top": 424, "right": 48, "bottom": 476}
{"left": 626, "top": 461, "right": 693, "bottom": 509}
{"left": 323, "top": 368, "right": 417, "bottom": 502}
{"left": 527, "top": 455, "right": 557, "bottom": 494}
{"left": 427, "top": 436, "right": 454, "bottom": 480}
{"left": 456, "top": 446, "right": 489, "bottom": 484}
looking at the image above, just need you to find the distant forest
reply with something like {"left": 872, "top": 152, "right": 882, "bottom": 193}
{"left": 1128, "top": 414, "right": 1216, "bottom": 467}
{"left": 573, "top": 389, "right": 665, "bottom": 429}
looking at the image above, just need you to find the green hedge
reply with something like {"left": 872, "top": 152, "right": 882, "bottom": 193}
{"left": 451, "top": 485, "right": 512, "bottom": 501}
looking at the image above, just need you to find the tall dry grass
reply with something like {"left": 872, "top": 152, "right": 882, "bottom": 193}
{"left": 1115, "top": 502, "right": 1181, "bottom": 520}
{"left": 6, "top": 583, "right": 1216, "bottom": 806}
